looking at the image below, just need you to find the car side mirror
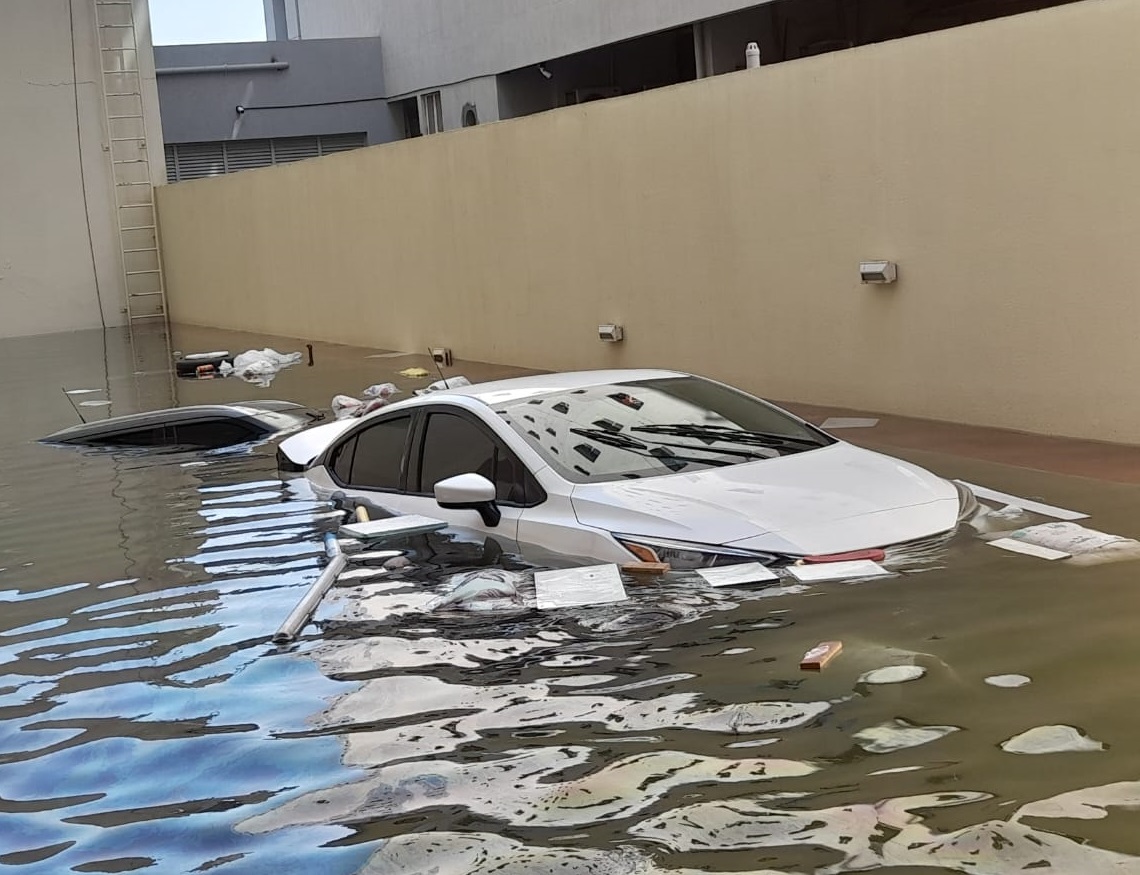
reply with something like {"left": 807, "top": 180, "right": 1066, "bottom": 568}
{"left": 434, "top": 473, "right": 502, "bottom": 528}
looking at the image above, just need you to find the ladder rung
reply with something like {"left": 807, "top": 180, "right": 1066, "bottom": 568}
{"left": 109, "top": 137, "right": 145, "bottom": 142}
{"left": 130, "top": 291, "right": 165, "bottom": 296}
{"left": 103, "top": 68, "right": 140, "bottom": 75}
{"left": 129, "top": 314, "right": 165, "bottom": 320}
{"left": 108, "top": 114, "right": 144, "bottom": 120}
{"left": 116, "top": 181, "right": 151, "bottom": 186}
{"left": 113, "top": 159, "right": 149, "bottom": 165}
{"left": 99, "top": 23, "right": 135, "bottom": 28}
{"left": 120, "top": 224, "right": 156, "bottom": 231}
{"left": 127, "top": 270, "right": 162, "bottom": 276}
{"left": 123, "top": 247, "right": 158, "bottom": 253}
{"left": 106, "top": 92, "right": 141, "bottom": 97}
{"left": 101, "top": 48, "right": 137, "bottom": 53}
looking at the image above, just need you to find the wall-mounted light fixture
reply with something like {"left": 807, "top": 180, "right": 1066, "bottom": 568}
{"left": 598, "top": 324, "right": 624, "bottom": 343}
{"left": 860, "top": 261, "right": 898, "bottom": 284}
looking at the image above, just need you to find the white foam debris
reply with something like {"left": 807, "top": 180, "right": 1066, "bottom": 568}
{"left": 787, "top": 560, "right": 889, "bottom": 583}
{"left": 1013, "top": 781, "right": 1140, "bottom": 822}
{"left": 868, "top": 765, "right": 925, "bottom": 776}
{"left": 986, "top": 674, "right": 1032, "bottom": 688}
{"left": 534, "top": 564, "right": 627, "bottom": 610}
{"left": 859, "top": 666, "right": 926, "bottom": 685}
{"left": 1007, "top": 522, "right": 1140, "bottom": 566}
{"left": 696, "top": 563, "right": 778, "bottom": 587}
{"left": 853, "top": 719, "right": 960, "bottom": 754}
{"left": 1001, "top": 725, "right": 1104, "bottom": 755}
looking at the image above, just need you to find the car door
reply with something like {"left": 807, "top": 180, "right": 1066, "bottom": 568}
{"left": 398, "top": 407, "right": 550, "bottom": 550}
{"left": 322, "top": 412, "right": 422, "bottom": 517}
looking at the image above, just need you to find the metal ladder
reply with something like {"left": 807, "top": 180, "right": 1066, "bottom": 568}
{"left": 92, "top": 0, "right": 168, "bottom": 327}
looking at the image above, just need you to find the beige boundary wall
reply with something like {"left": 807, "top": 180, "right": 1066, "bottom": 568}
{"left": 158, "top": 0, "right": 1140, "bottom": 444}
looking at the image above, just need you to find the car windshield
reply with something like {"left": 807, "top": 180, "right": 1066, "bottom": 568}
{"left": 494, "top": 376, "right": 833, "bottom": 484}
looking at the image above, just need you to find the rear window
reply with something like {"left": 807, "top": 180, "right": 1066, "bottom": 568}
{"left": 494, "top": 376, "right": 831, "bottom": 484}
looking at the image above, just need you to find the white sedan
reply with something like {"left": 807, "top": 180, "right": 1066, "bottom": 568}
{"left": 278, "top": 370, "right": 975, "bottom": 567}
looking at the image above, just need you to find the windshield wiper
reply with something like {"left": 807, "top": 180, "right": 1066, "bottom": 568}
{"left": 631, "top": 423, "right": 824, "bottom": 450}
{"left": 567, "top": 428, "right": 736, "bottom": 467}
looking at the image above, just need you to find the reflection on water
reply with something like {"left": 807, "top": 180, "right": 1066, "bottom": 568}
{"left": 3, "top": 327, "right": 1140, "bottom": 873}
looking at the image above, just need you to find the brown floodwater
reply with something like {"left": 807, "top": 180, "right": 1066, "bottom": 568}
{"left": 2, "top": 324, "right": 1139, "bottom": 874}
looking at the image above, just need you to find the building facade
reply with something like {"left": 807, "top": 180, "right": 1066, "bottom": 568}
{"left": 2, "top": 0, "right": 164, "bottom": 337}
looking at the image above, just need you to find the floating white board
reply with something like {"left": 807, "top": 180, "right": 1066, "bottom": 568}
{"left": 696, "top": 563, "right": 779, "bottom": 587}
{"left": 787, "top": 560, "right": 889, "bottom": 583}
{"left": 340, "top": 515, "right": 447, "bottom": 541}
{"left": 956, "top": 481, "right": 1088, "bottom": 521}
{"left": 534, "top": 564, "right": 628, "bottom": 610}
{"left": 821, "top": 417, "right": 880, "bottom": 429}
{"left": 987, "top": 538, "right": 1071, "bottom": 561}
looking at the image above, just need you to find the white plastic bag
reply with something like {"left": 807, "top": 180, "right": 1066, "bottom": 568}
{"left": 231, "top": 348, "right": 303, "bottom": 387}
{"left": 332, "top": 395, "right": 365, "bottom": 420}
{"left": 363, "top": 383, "right": 399, "bottom": 400}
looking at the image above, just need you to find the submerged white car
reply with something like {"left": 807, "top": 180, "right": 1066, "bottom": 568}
{"left": 278, "top": 370, "right": 974, "bottom": 567}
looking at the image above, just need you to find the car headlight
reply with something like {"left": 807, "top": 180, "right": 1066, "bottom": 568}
{"left": 954, "top": 481, "right": 979, "bottom": 522}
{"left": 615, "top": 535, "right": 781, "bottom": 570}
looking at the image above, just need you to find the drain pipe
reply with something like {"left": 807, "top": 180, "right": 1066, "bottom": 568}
{"left": 157, "top": 62, "right": 290, "bottom": 76}
{"left": 272, "top": 530, "right": 346, "bottom": 645}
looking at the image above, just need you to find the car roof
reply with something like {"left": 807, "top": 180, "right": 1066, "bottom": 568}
{"left": 415, "top": 369, "right": 690, "bottom": 407}
{"left": 41, "top": 402, "right": 307, "bottom": 443}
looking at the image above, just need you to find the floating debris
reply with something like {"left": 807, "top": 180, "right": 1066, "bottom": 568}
{"left": 986, "top": 674, "right": 1032, "bottom": 688}
{"left": 398, "top": 367, "right": 432, "bottom": 378}
{"left": 534, "top": 564, "right": 627, "bottom": 610}
{"left": 1001, "top": 725, "right": 1104, "bottom": 755}
{"left": 697, "top": 563, "right": 778, "bottom": 587}
{"left": 853, "top": 719, "right": 959, "bottom": 753}
{"left": 859, "top": 665, "right": 926, "bottom": 685}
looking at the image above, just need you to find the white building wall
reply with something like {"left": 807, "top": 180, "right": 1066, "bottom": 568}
{"left": 294, "top": 0, "right": 773, "bottom": 96}
{"left": 0, "top": 0, "right": 161, "bottom": 338}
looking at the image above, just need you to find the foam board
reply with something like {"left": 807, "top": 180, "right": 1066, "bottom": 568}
{"left": 956, "top": 481, "right": 1088, "bottom": 521}
{"left": 340, "top": 515, "right": 447, "bottom": 541}
{"left": 697, "top": 563, "right": 779, "bottom": 587}
{"left": 987, "top": 538, "right": 1071, "bottom": 561}
{"left": 787, "top": 560, "right": 889, "bottom": 583}
{"left": 534, "top": 564, "right": 628, "bottom": 610}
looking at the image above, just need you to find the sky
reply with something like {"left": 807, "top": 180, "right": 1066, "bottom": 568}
{"left": 150, "top": 0, "right": 267, "bottom": 45}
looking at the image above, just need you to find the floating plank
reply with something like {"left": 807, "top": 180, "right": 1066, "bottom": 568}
{"left": 340, "top": 515, "right": 447, "bottom": 542}
{"left": 801, "top": 640, "right": 844, "bottom": 671}
{"left": 621, "top": 561, "right": 671, "bottom": 576}
{"left": 987, "top": 538, "right": 1071, "bottom": 561}
{"left": 787, "top": 560, "right": 889, "bottom": 583}
{"left": 696, "top": 563, "right": 779, "bottom": 587}
{"left": 956, "top": 481, "right": 1088, "bottom": 521}
{"left": 821, "top": 417, "right": 880, "bottom": 429}
{"left": 534, "top": 564, "right": 627, "bottom": 610}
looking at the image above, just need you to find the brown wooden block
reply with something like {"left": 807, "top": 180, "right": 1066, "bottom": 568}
{"left": 621, "top": 561, "right": 671, "bottom": 576}
{"left": 800, "top": 640, "right": 843, "bottom": 671}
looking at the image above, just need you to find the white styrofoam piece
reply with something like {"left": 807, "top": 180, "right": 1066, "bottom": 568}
{"left": 787, "top": 560, "right": 889, "bottom": 583}
{"left": 696, "top": 563, "right": 779, "bottom": 587}
{"left": 534, "top": 564, "right": 628, "bottom": 610}
{"left": 340, "top": 515, "right": 448, "bottom": 541}
{"left": 956, "top": 481, "right": 1088, "bottom": 521}
{"left": 987, "top": 538, "right": 1071, "bottom": 561}
{"left": 821, "top": 417, "right": 881, "bottom": 429}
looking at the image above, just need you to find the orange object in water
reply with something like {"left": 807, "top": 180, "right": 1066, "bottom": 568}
{"left": 800, "top": 640, "right": 844, "bottom": 671}
{"left": 803, "top": 549, "right": 886, "bottom": 564}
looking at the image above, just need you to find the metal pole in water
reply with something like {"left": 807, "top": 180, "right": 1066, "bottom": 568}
{"left": 272, "top": 532, "right": 347, "bottom": 645}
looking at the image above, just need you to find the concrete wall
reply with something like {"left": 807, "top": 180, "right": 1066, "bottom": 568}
{"left": 0, "top": 0, "right": 154, "bottom": 336}
{"left": 155, "top": 38, "right": 396, "bottom": 145}
{"left": 294, "top": 0, "right": 773, "bottom": 97}
{"left": 157, "top": 0, "right": 1140, "bottom": 444}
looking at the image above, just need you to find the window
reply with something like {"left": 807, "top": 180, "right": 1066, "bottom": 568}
{"left": 421, "top": 91, "right": 444, "bottom": 135}
{"left": 340, "top": 416, "right": 412, "bottom": 490}
{"left": 164, "top": 134, "right": 367, "bottom": 182}
{"left": 417, "top": 413, "right": 540, "bottom": 506}
{"left": 168, "top": 420, "right": 261, "bottom": 448}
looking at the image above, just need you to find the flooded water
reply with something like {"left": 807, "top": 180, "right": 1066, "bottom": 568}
{"left": 4, "top": 326, "right": 1140, "bottom": 874}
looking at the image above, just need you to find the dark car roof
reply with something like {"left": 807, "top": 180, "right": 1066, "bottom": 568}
{"left": 41, "top": 401, "right": 314, "bottom": 446}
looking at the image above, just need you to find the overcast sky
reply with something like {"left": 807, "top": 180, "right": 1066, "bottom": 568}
{"left": 150, "top": 0, "right": 267, "bottom": 45}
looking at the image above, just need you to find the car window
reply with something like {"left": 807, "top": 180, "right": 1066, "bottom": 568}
{"left": 85, "top": 426, "right": 168, "bottom": 448}
{"left": 344, "top": 416, "right": 412, "bottom": 490}
{"left": 494, "top": 376, "right": 833, "bottom": 484}
{"left": 169, "top": 420, "right": 261, "bottom": 448}
{"left": 418, "top": 412, "right": 536, "bottom": 505}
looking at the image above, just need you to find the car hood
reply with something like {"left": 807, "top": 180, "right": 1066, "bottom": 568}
{"left": 569, "top": 442, "right": 959, "bottom": 556}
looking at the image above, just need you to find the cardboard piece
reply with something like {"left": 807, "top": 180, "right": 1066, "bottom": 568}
{"left": 696, "top": 563, "right": 779, "bottom": 587}
{"left": 534, "top": 564, "right": 628, "bottom": 610}
{"left": 787, "top": 560, "right": 889, "bottom": 583}
{"left": 801, "top": 640, "right": 843, "bottom": 671}
{"left": 340, "top": 515, "right": 447, "bottom": 542}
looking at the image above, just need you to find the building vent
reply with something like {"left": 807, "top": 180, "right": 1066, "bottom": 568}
{"left": 164, "top": 133, "right": 367, "bottom": 182}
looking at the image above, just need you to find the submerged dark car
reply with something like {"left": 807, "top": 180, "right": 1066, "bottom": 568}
{"left": 41, "top": 401, "right": 321, "bottom": 450}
